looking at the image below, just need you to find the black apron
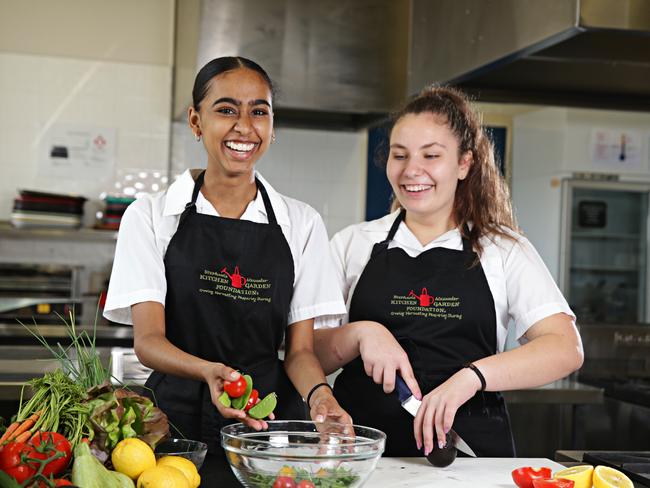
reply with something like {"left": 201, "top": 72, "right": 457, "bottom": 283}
{"left": 334, "top": 210, "right": 515, "bottom": 457}
{"left": 145, "top": 171, "right": 305, "bottom": 453}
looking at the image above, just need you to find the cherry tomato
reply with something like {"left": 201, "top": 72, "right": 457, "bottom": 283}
{"left": 532, "top": 479, "right": 574, "bottom": 488}
{"left": 29, "top": 431, "right": 72, "bottom": 476}
{"left": 512, "top": 467, "right": 553, "bottom": 488}
{"left": 0, "top": 442, "right": 38, "bottom": 483}
{"left": 297, "top": 481, "right": 316, "bottom": 488}
{"left": 224, "top": 376, "right": 247, "bottom": 398}
{"left": 244, "top": 389, "right": 260, "bottom": 411}
{"left": 272, "top": 476, "right": 297, "bottom": 488}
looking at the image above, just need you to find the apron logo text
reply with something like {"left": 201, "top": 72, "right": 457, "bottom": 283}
{"left": 390, "top": 293, "right": 463, "bottom": 320}
{"left": 198, "top": 266, "right": 273, "bottom": 304}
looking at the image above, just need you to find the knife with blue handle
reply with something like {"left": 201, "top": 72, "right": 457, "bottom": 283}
{"left": 395, "top": 374, "right": 477, "bottom": 457}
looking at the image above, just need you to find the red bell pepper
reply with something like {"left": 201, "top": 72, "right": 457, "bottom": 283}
{"left": 532, "top": 478, "right": 575, "bottom": 488}
{"left": 511, "top": 466, "right": 553, "bottom": 488}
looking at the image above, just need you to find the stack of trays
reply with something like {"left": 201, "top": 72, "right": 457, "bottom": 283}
{"left": 11, "top": 190, "right": 86, "bottom": 229}
{"left": 96, "top": 195, "right": 135, "bottom": 230}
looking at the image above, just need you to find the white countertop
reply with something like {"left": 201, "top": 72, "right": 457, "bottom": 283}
{"left": 366, "top": 457, "right": 565, "bottom": 487}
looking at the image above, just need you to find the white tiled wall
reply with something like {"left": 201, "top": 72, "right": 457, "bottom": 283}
{"left": 171, "top": 122, "right": 368, "bottom": 236}
{"left": 0, "top": 52, "right": 172, "bottom": 219}
{"left": 0, "top": 51, "right": 367, "bottom": 236}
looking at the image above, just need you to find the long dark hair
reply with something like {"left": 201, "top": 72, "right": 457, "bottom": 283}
{"left": 192, "top": 56, "right": 276, "bottom": 111}
{"left": 390, "top": 85, "right": 518, "bottom": 255}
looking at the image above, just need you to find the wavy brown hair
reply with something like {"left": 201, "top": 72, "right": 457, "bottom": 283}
{"left": 389, "top": 85, "right": 518, "bottom": 255}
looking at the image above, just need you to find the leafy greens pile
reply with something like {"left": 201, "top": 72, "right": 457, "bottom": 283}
{"left": 84, "top": 382, "right": 169, "bottom": 461}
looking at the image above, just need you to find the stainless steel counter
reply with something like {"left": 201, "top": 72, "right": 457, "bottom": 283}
{"left": 0, "top": 323, "right": 133, "bottom": 339}
{"left": 503, "top": 378, "right": 604, "bottom": 405}
{"left": 0, "top": 221, "right": 117, "bottom": 242}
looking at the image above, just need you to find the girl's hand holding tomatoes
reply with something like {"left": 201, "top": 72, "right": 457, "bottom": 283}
{"left": 204, "top": 363, "right": 270, "bottom": 430}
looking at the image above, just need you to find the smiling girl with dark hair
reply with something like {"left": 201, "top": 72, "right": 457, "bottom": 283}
{"left": 104, "top": 56, "right": 351, "bottom": 452}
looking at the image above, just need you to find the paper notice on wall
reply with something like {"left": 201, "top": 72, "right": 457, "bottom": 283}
{"left": 590, "top": 128, "right": 642, "bottom": 170}
{"left": 38, "top": 125, "right": 117, "bottom": 179}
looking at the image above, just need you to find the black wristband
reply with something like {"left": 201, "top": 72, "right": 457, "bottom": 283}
{"left": 306, "top": 382, "right": 333, "bottom": 409}
{"left": 464, "top": 362, "right": 486, "bottom": 391}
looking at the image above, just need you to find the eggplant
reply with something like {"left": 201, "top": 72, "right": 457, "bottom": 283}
{"left": 425, "top": 431, "right": 457, "bottom": 467}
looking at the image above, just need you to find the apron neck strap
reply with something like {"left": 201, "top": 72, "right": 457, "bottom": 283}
{"left": 461, "top": 223, "right": 472, "bottom": 252}
{"left": 255, "top": 178, "right": 278, "bottom": 226}
{"left": 188, "top": 170, "right": 205, "bottom": 208}
{"left": 184, "top": 171, "right": 278, "bottom": 226}
{"left": 371, "top": 209, "right": 405, "bottom": 258}
{"left": 178, "top": 170, "right": 204, "bottom": 226}
{"left": 386, "top": 208, "right": 406, "bottom": 242}
{"left": 381, "top": 210, "right": 473, "bottom": 253}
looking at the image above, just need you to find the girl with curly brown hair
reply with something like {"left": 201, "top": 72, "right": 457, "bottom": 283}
{"left": 314, "top": 86, "right": 583, "bottom": 457}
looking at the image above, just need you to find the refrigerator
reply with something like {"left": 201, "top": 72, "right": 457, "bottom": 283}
{"left": 559, "top": 179, "right": 649, "bottom": 324}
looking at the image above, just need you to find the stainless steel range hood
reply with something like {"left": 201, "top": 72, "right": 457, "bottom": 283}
{"left": 179, "top": 0, "right": 650, "bottom": 129}
{"left": 409, "top": 0, "right": 650, "bottom": 111}
{"left": 188, "top": 0, "right": 410, "bottom": 129}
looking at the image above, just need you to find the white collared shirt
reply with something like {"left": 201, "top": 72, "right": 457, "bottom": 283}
{"left": 103, "top": 169, "right": 347, "bottom": 326}
{"left": 315, "top": 210, "right": 575, "bottom": 352}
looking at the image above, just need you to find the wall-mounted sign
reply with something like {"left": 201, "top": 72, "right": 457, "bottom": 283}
{"left": 578, "top": 200, "right": 607, "bottom": 228}
{"left": 590, "top": 128, "right": 642, "bottom": 170}
{"left": 38, "top": 125, "right": 117, "bottom": 179}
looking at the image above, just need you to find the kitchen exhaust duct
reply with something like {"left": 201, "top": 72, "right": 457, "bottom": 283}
{"left": 193, "top": 0, "right": 410, "bottom": 129}
{"left": 185, "top": 0, "right": 650, "bottom": 129}
{"left": 409, "top": 0, "right": 650, "bottom": 111}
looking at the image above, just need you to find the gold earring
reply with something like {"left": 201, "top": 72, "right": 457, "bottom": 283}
{"left": 271, "top": 133, "right": 276, "bottom": 144}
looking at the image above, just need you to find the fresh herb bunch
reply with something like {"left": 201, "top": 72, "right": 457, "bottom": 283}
{"left": 249, "top": 466, "right": 359, "bottom": 488}
{"left": 20, "top": 309, "right": 112, "bottom": 390}
{"left": 16, "top": 369, "right": 93, "bottom": 447}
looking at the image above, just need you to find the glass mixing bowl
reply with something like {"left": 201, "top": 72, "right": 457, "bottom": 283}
{"left": 154, "top": 438, "right": 208, "bottom": 470}
{"left": 221, "top": 420, "right": 386, "bottom": 488}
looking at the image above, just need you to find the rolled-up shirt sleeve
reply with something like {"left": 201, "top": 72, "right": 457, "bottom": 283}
{"left": 288, "top": 212, "right": 347, "bottom": 326}
{"left": 504, "top": 235, "right": 575, "bottom": 343}
{"left": 103, "top": 198, "right": 167, "bottom": 325}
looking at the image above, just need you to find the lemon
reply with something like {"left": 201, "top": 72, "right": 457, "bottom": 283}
{"left": 156, "top": 456, "right": 200, "bottom": 488}
{"left": 593, "top": 465, "right": 634, "bottom": 488}
{"left": 111, "top": 438, "right": 157, "bottom": 480}
{"left": 137, "top": 466, "right": 190, "bottom": 488}
{"left": 554, "top": 465, "right": 593, "bottom": 488}
{"left": 278, "top": 465, "right": 297, "bottom": 478}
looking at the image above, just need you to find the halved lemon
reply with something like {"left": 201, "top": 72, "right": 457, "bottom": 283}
{"left": 593, "top": 465, "right": 633, "bottom": 488}
{"left": 554, "top": 465, "right": 593, "bottom": 488}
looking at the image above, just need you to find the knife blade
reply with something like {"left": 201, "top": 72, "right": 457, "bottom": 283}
{"left": 395, "top": 374, "right": 477, "bottom": 457}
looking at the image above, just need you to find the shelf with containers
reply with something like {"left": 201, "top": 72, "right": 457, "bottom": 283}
{"left": 560, "top": 180, "right": 649, "bottom": 325}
